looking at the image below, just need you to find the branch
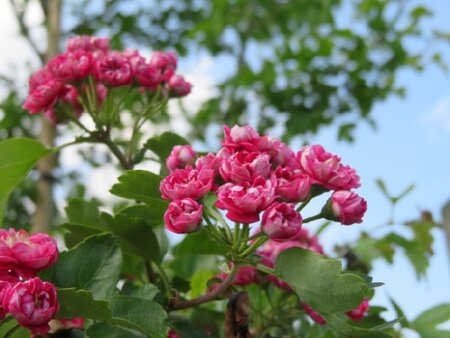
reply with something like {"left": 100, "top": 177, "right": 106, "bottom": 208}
{"left": 170, "top": 263, "right": 239, "bottom": 311}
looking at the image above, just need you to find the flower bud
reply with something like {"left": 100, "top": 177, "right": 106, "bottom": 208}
{"left": 261, "top": 202, "right": 302, "bottom": 242}
{"left": 166, "top": 145, "right": 197, "bottom": 173}
{"left": 164, "top": 198, "right": 203, "bottom": 234}
{"left": 168, "top": 75, "right": 192, "bottom": 97}
{"left": 324, "top": 190, "right": 367, "bottom": 225}
{"left": 4, "top": 277, "right": 59, "bottom": 334}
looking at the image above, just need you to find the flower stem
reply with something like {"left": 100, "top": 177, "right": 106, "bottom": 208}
{"left": 239, "top": 236, "right": 268, "bottom": 258}
{"left": 302, "top": 214, "right": 323, "bottom": 223}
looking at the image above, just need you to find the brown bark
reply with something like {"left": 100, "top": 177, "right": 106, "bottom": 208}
{"left": 31, "top": 0, "right": 61, "bottom": 233}
{"left": 225, "top": 292, "right": 251, "bottom": 338}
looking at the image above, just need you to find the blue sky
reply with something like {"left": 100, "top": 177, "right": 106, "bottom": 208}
{"left": 1, "top": 0, "right": 450, "bottom": 330}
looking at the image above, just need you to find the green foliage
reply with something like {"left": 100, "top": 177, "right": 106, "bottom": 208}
{"left": 275, "top": 247, "right": 371, "bottom": 313}
{"left": 321, "top": 313, "right": 393, "bottom": 338}
{"left": 0, "top": 138, "right": 51, "bottom": 224}
{"left": 43, "top": 234, "right": 123, "bottom": 300}
{"left": 86, "top": 323, "right": 146, "bottom": 338}
{"left": 412, "top": 304, "right": 450, "bottom": 338}
{"left": 110, "top": 296, "right": 168, "bottom": 338}
{"left": 56, "top": 288, "right": 112, "bottom": 320}
{"left": 110, "top": 170, "right": 167, "bottom": 206}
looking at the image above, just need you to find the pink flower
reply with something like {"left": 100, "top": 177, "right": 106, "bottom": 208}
{"left": 261, "top": 202, "right": 302, "bottom": 242}
{"left": 303, "top": 303, "right": 326, "bottom": 325}
{"left": 346, "top": 298, "right": 369, "bottom": 320}
{"left": 168, "top": 75, "right": 192, "bottom": 97}
{"left": 66, "top": 35, "right": 93, "bottom": 52}
{"left": 48, "top": 51, "right": 93, "bottom": 82}
{"left": 160, "top": 166, "right": 214, "bottom": 200}
{"left": 215, "top": 176, "right": 276, "bottom": 223}
{"left": 195, "top": 153, "right": 219, "bottom": 174}
{"left": 95, "top": 54, "right": 133, "bottom": 87}
{"left": 164, "top": 198, "right": 203, "bottom": 234}
{"left": 220, "top": 150, "right": 271, "bottom": 183}
{"left": 0, "top": 229, "right": 58, "bottom": 275}
{"left": 134, "top": 62, "right": 161, "bottom": 88}
{"left": 297, "top": 145, "right": 360, "bottom": 190}
{"left": 233, "top": 266, "right": 260, "bottom": 286}
{"left": 23, "top": 79, "right": 64, "bottom": 114}
{"left": 222, "top": 125, "right": 261, "bottom": 152}
{"left": 328, "top": 190, "right": 367, "bottom": 225}
{"left": 274, "top": 166, "right": 311, "bottom": 202}
{"left": 67, "top": 35, "right": 109, "bottom": 54}
{"left": 255, "top": 136, "right": 297, "bottom": 168}
{"left": 29, "top": 69, "right": 54, "bottom": 91}
{"left": 149, "top": 51, "right": 177, "bottom": 81}
{"left": 0, "top": 281, "right": 12, "bottom": 320}
{"left": 166, "top": 145, "right": 197, "bottom": 173}
{"left": 3, "top": 277, "right": 59, "bottom": 334}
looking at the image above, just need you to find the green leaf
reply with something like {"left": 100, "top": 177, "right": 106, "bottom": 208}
{"left": 65, "top": 198, "right": 105, "bottom": 230}
{"left": 102, "top": 213, "right": 160, "bottom": 262}
{"left": 173, "top": 228, "right": 226, "bottom": 256}
{"left": 0, "top": 319, "right": 29, "bottom": 337}
{"left": 110, "top": 170, "right": 168, "bottom": 207}
{"left": 0, "top": 138, "right": 51, "bottom": 224}
{"left": 118, "top": 204, "right": 166, "bottom": 228}
{"left": 56, "top": 288, "right": 111, "bottom": 320}
{"left": 43, "top": 234, "right": 122, "bottom": 300}
{"left": 111, "top": 295, "right": 168, "bottom": 338}
{"left": 413, "top": 304, "right": 450, "bottom": 333}
{"left": 86, "top": 323, "right": 146, "bottom": 338}
{"left": 144, "top": 131, "right": 189, "bottom": 175}
{"left": 274, "top": 248, "right": 370, "bottom": 313}
{"left": 63, "top": 223, "right": 103, "bottom": 249}
{"left": 322, "top": 313, "right": 393, "bottom": 338}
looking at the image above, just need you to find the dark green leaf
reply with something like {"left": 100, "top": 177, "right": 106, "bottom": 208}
{"left": 86, "top": 323, "right": 146, "bottom": 338}
{"left": 322, "top": 313, "right": 393, "bottom": 338}
{"left": 56, "top": 288, "right": 111, "bottom": 321}
{"left": 111, "top": 296, "right": 168, "bottom": 338}
{"left": 44, "top": 234, "right": 122, "bottom": 300}
{"left": 102, "top": 213, "right": 160, "bottom": 262}
{"left": 110, "top": 170, "right": 167, "bottom": 207}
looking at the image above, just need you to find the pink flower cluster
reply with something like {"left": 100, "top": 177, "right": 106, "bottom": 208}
{"left": 160, "top": 124, "right": 367, "bottom": 236}
{"left": 0, "top": 229, "right": 59, "bottom": 334}
{"left": 23, "top": 35, "right": 192, "bottom": 124}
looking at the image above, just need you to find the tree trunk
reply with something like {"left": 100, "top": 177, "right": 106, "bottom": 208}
{"left": 31, "top": 0, "right": 61, "bottom": 233}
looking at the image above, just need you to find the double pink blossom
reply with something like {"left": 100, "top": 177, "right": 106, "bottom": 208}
{"left": 261, "top": 202, "right": 302, "bottom": 242}
{"left": 149, "top": 51, "right": 177, "bottom": 81}
{"left": 0, "top": 281, "right": 11, "bottom": 320}
{"left": 297, "top": 144, "right": 360, "bottom": 190}
{"left": 215, "top": 176, "right": 276, "bottom": 223}
{"left": 29, "top": 69, "right": 54, "bottom": 91}
{"left": 95, "top": 54, "right": 133, "bottom": 87}
{"left": 0, "top": 228, "right": 58, "bottom": 276}
{"left": 134, "top": 62, "right": 161, "bottom": 88}
{"left": 67, "top": 35, "right": 110, "bottom": 55}
{"left": 160, "top": 166, "right": 214, "bottom": 200}
{"left": 23, "top": 79, "right": 64, "bottom": 114}
{"left": 3, "top": 277, "right": 59, "bottom": 334}
{"left": 164, "top": 198, "right": 203, "bottom": 234}
{"left": 166, "top": 145, "right": 197, "bottom": 173}
{"left": 220, "top": 150, "right": 271, "bottom": 183}
{"left": 274, "top": 166, "right": 311, "bottom": 202}
{"left": 328, "top": 190, "right": 367, "bottom": 225}
{"left": 168, "top": 75, "right": 192, "bottom": 97}
{"left": 222, "top": 125, "right": 261, "bottom": 151}
{"left": 48, "top": 51, "right": 93, "bottom": 82}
